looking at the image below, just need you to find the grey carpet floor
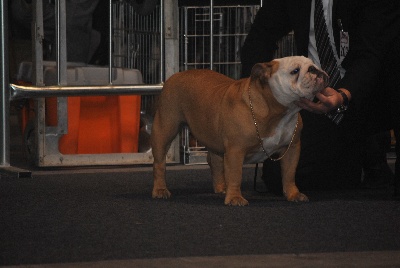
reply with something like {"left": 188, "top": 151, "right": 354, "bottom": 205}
{"left": 1, "top": 166, "right": 399, "bottom": 266}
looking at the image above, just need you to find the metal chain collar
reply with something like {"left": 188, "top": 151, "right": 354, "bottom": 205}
{"left": 247, "top": 85, "right": 299, "bottom": 161}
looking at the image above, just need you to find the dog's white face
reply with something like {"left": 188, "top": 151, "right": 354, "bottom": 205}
{"left": 268, "top": 56, "right": 328, "bottom": 107}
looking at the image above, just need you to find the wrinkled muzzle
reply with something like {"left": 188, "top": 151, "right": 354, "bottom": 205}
{"left": 308, "top": 65, "right": 329, "bottom": 90}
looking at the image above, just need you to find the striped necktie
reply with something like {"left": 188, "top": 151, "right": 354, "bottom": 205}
{"left": 314, "top": 0, "right": 341, "bottom": 87}
{"left": 314, "top": 0, "right": 343, "bottom": 124}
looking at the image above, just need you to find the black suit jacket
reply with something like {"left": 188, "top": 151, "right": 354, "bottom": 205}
{"left": 241, "top": 0, "right": 400, "bottom": 114}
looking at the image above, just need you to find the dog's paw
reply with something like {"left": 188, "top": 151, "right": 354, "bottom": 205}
{"left": 286, "top": 191, "right": 309, "bottom": 202}
{"left": 224, "top": 196, "right": 249, "bottom": 206}
{"left": 152, "top": 188, "right": 171, "bottom": 199}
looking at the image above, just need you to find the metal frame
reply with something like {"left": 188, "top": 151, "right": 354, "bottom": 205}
{"left": 0, "top": 0, "right": 180, "bottom": 173}
{"left": 0, "top": 0, "right": 11, "bottom": 170}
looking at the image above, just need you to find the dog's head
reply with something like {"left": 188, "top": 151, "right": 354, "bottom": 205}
{"left": 251, "top": 56, "right": 328, "bottom": 106}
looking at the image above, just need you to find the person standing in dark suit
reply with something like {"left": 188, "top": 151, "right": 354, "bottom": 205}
{"left": 241, "top": 0, "right": 400, "bottom": 195}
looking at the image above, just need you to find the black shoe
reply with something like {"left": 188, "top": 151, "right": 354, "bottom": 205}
{"left": 394, "top": 173, "right": 400, "bottom": 198}
{"left": 361, "top": 162, "right": 394, "bottom": 189}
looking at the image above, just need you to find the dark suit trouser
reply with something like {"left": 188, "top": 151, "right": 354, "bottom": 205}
{"left": 262, "top": 109, "right": 363, "bottom": 192}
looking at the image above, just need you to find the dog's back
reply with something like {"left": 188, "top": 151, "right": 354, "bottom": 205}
{"left": 161, "top": 69, "right": 235, "bottom": 101}
{"left": 158, "top": 69, "right": 237, "bottom": 124}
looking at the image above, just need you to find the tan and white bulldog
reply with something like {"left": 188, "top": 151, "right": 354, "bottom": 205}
{"left": 151, "top": 56, "right": 328, "bottom": 206}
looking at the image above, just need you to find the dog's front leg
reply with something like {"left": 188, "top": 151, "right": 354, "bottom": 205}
{"left": 279, "top": 141, "right": 308, "bottom": 202}
{"left": 223, "top": 150, "right": 249, "bottom": 206}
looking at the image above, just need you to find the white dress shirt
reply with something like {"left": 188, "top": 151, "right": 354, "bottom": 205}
{"left": 308, "top": 0, "right": 346, "bottom": 78}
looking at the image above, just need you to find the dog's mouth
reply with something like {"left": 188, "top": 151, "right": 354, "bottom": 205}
{"left": 303, "top": 66, "right": 329, "bottom": 94}
{"left": 297, "top": 72, "right": 328, "bottom": 101}
{"left": 312, "top": 71, "right": 329, "bottom": 93}
{"left": 320, "top": 72, "right": 329, "bottom": 88}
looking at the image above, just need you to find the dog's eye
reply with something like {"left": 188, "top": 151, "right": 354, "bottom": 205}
{"left": 290, "top": 68, "right": 300, "bottom": 75}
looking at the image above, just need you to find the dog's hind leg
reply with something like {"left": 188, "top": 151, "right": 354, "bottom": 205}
{"left": 150, "top": 110, "right": 180, "bottom": 199}
{"left": 207, "top": 151, "right": 226, "bottom": 194}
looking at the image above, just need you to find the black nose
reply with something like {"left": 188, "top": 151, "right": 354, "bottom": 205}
{"left": 308, "top": 65, "right": 318, "bottom": 74}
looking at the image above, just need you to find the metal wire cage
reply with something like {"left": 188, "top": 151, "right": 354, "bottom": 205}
{"left": 113, "top": 1, "right": 161, "bottom": 83}
{"left": 112, "top": 1, "right": 162, "bottom": 115}
{"left": 179, "top": 5, "right": 259, "bottom": 78}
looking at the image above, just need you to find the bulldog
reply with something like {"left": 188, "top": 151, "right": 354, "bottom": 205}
{"left": 151, "top": 56, "right": 328, "bottom": 206}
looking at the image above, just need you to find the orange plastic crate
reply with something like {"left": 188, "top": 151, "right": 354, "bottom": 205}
{"left": 45, "top": 95, "right": 141, "bottom": 154}
{"left": 17, "top": 62, "right": 143, "bottom": 155}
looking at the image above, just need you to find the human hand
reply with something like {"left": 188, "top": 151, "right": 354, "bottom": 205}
{"left": 296, "top": 87, "right": 351, "bottom": 114}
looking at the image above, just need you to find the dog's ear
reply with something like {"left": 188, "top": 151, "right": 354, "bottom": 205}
{"left": 250, "top": 61, "right": 279, "bottom": 85}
